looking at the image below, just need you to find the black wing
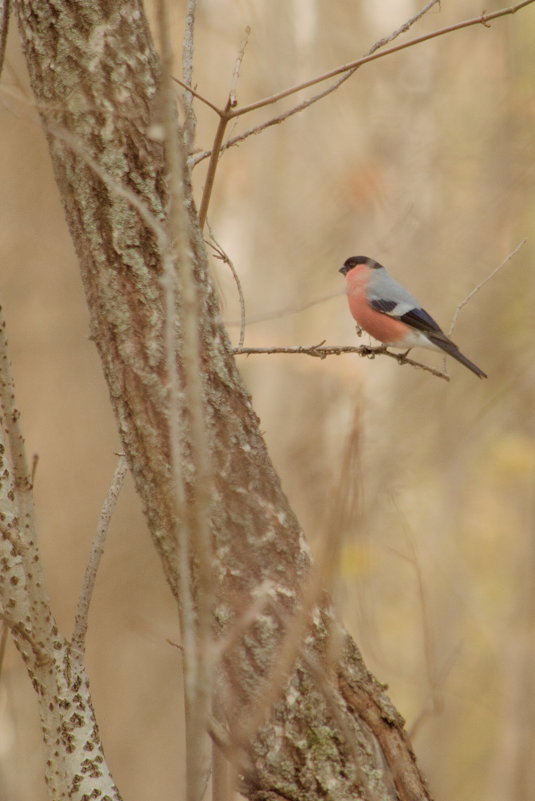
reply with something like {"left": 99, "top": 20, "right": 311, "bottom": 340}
{"left": 370, "top": 299, "right": 443, "bottom": 334}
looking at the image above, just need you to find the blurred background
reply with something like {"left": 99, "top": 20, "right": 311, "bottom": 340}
{"left": 1, "top": 0, "right": 534, "bottom": 798}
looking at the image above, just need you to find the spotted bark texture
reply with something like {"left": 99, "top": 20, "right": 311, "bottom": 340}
{"left": 15, "top": 2, "right": 433, "bottom": 799}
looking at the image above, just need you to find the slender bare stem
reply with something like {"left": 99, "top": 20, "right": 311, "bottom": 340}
{"left": 206, "top": 229, "right": 246, "bottom": 347}
{"left": 227, "top": 1, "right": 535, "bottom": 119}
{"left": 448, "top": 239, "right": 527, "bottom": 335}
{"left": 233, "top": 344, "right": 450, "bottom": 380}
{"left": 229, "top": 26, "right": 251, "bottom": 108}
{"left": 172, "top": 76, "right": 222, "bottom": 114}
{"left": 367, "top": 0, "right": 440, "bottom": 55}
{"left": 190, "top": 72, "right": 355, "bottom": 166}
{"left": 198, "top": 100, "right": 231, "bottom": 229}
{"left": 181, "top": 0, "right": 197, "bottom": 153}
{"left": 71, "top": 456, "right": 128, "bottom": 653}
{"left": 197, "top": 24, "right": 254, "bottom": 225}
{"left": 157, "top": 3, "right": 215, "bottom": 800}
{"left": 182, "top": 0, "right": 533, "bottom": 151}
{"left": 190, "top": 0, "right": 440, "bottom": 166}
{"left": 158, "top": 5, "right": 201, "bottom": 799}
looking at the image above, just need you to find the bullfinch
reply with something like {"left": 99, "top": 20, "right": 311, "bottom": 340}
{"left": 339, "top": 256, "right": 487, "bottom": 378}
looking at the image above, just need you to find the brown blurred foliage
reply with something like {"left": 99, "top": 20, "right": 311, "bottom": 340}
{"left": 1, "top": 1, "right": 534, "bottom": 799}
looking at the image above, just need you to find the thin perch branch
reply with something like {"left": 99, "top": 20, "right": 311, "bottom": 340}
{"left": 233, "top": 344, "right": 449, "bottom": 380}
{"left": 71, "top": 456, "right": 128, "bottom": 653}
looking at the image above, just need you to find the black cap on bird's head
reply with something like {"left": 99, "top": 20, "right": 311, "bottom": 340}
{"left": 339, "top": 256, "right": 384, "bottom": 275}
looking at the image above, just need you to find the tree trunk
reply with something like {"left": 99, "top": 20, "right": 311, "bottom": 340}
{"left": 14, "top": 1, "right": 432, "bottom": 799}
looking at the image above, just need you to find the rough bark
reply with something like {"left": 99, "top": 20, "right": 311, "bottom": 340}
{"left": 14, "top": 1, "right": 433, "bottom": 799}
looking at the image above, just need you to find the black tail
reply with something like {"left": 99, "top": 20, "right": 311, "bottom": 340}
{"left": 428, "top": 335, "right": 487, "bottom": 379}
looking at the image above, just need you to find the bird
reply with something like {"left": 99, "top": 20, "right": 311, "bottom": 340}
{"left": 339, "top": 256, "right": 487, "bottom": 378}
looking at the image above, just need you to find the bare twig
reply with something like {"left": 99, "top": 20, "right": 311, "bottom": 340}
{"left": 233, "top": 344, "right": 450, "bottom": 380}
{"left": 184, "top": 0, "right": 533, "bottom": 163}
{"left": 229, "top": 26, "right": 251, "bottom": 108}
{"left": 158, "top": 6, "right": 201, "bottom": 799}
{"left": 0, "top": 0, "right": 10, "bottom": 82}
{"left": 182, "top": 0, "right": 535, "bottom": 174}
{"left": 448, "top": 238, "right": 527, "bottom": 335}
{"left": 227, "top": 1, "right": 535, "bottom": 119}
{"left": 158, "top": 4, "right": 215, "bottom": 801}
{"left": 71, "top": 456, "right": 128, "bottom": 654}
{"left": 198, "top": 98, "right": 232, "bottom": 229}
{"left": 191, "top": 71, "right": 355, "bottom": 166}
{"left": 172, "top": 76, "right": 222, "bottom": 115}
{"left": 368, "top": 0, "right": 440, "bottom": 55}
{"left": 191, "top": 0, "right": 441, "bottom": 166}
{"left": 198, "top": 25, "right": 254, "bottom": 227}
{"left": 206, "top": 229, "right": 246, "bottom": 347}
{"left": 181, "top": 0, "right": 197, "bottom": 153}
{"left": 158, "top": 2, "right": 204, "bottom": 797}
